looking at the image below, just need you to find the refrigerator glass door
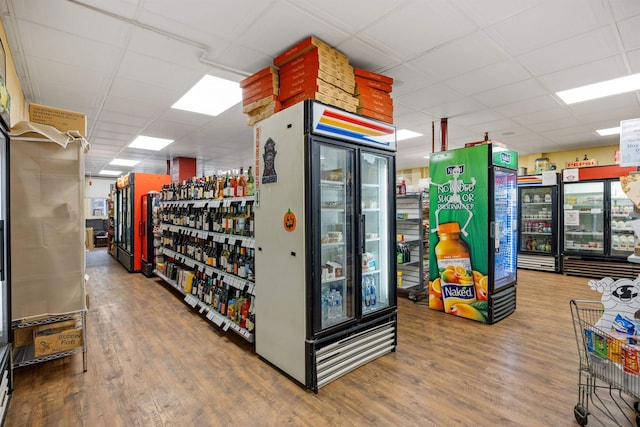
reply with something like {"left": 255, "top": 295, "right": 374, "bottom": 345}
{"left": 319, "top": 144, "right": 355, "bottom": 330}
{"left": 563, "top": 182, "right": 604, "bottom": 255}
{"left": 610, "top": 180, "right": 635, "bottom": 256}
{"left": 0, "top": 135, "right": 7, "bottom": 351}
{"left": 519, "top": 187, "right": 554, "bottom": 255}
{"left": 360, "top": 152, "right": 391, "bottom": 314}
{"left": 494, "top": 168, "right": 518, "bottom": 290}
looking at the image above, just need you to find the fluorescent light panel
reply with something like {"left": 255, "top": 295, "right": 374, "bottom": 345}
{"left": 99, "top": 170, "right": 122, "bottom": 176}
{"left": 110, "top": 158, "right": 140, "bottom": 167}
{"left": 172, "top": 74, "right": 241, "bottom": 116}
{"left": 129, "top": 135, "right": 174, "bottom": 151}
{"left": 556, "top": 72, "right": 640, "bottom": 104}
{"left": 397, "top": 129, "right": 423, "bottom": 141}
{"left": 596, "top": 126, "right": 621, "bottom": 136}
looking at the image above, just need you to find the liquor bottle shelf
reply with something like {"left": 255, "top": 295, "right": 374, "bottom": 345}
{"left": 160, "top": 247, "right": 255, "bottom": 295}
{"left": 160, "top": 223, "right": 255, "bottom": 248}
{"left": 154, "top": 270, "right": 254, "bottom": 343}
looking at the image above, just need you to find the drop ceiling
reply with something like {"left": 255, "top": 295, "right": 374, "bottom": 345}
{"left": 1, "top": 0, "right": 639, "bottom": 177}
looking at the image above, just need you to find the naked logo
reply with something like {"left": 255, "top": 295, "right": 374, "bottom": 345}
{"left": 500, "top": 152, "right": 511, "bottom": 163}
{"left": 446, "top": 165, "right": 464, "bottom": 176}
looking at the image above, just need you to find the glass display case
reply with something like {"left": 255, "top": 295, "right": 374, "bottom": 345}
{"left": 610, "top": 180, "right": 635, "bottom": 257}
{"left": 320, "top": 145, "right": 354, "bottom": 329}
{"left": 361, "top": 152, "right": 391, "bottom": 315}
{"left": 563, "top": 181, "right": 605, "bottom": 255}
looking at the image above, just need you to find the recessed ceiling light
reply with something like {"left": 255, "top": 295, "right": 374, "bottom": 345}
{"left": 110, "top": 158, "right": 140, "bottom": 167}
{"left": 556, "top": 72, "right": 640, "bottom": 104}
{"left": 596, "top": 127, "right": 621, "bottom": 136}
{"left": 397, "top": 129, "right": 423, "bottom": 141}
{"left": 128, "top": 135, "right": 174, "bottom": 151}
{"left": 172, "top": 74, "right": 241, "bottom": 116}
{"left": 99, "top": 170, "right": 122, "bottom": 176}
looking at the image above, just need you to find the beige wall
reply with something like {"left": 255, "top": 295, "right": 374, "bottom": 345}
{"left": 0, "top": 19, "right": 28, "bottom": 127}
{"left": 399, "top": 144, "right": 620, "bottom": 185}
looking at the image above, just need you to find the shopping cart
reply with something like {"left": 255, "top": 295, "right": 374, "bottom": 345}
{"left": 571, "top": 300, "right": 640, "bottom": 426}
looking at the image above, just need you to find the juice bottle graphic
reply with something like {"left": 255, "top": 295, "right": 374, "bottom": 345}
{"left": 435, "top": 222, "right": 476, "bottom": 314}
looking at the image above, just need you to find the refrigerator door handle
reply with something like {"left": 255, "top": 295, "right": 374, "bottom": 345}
{"left": 360, "top": 214, "right": 366, "bottom": 254}
{"left": 0, "top": 220, "right": 4, "bottom": 281}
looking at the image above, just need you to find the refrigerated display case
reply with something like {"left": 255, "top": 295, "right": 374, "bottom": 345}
{"left": 115, "top": 173, "right": 171, "bottom": 272}
{"left": 254, "top": 100, "right": 397, "bottom": 392}
{"left": 428, "top": 143, "right": 518, "bottom": 324}
{"left": 517, "top": 173, "right": 561, "bottom": 272}
{"left": 561, "top": 165, "right": 639, "bottom": 278}
{"left": 0, "top": 124, "right": 10, "bottom": 419}
{"left": 141, "top": 192, "right": 162, "bottom": 277}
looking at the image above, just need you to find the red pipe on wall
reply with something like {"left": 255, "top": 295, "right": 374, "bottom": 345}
{"left": 440, "top": 118, "right": 448, "bottom": 151}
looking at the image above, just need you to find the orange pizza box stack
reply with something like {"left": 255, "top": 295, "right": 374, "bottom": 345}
{"left": 275, "top": 36, "right": 358, "bottom": 113}
{"left": 354, "top": 68, "right": 394, "bottom": 123}
{"left": 240, "top": 66, "right": 282, "bottom": 126}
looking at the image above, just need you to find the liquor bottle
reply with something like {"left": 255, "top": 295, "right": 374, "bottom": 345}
{"left": 246, "top": 166, "right": 254, "bottom": 197}
{"left": 217, "top": 174, "right": 225, "bottom": 199}
{"left": 236, "top": 247, "right": 247, "bottom": 279}
{"left": 231, "top": 172, "right": 239, "bottom": 198}
{"left": 240, "top": 295, "right": 250, "bottom": 328}
{"left": 237, "top": 168, "right": 246, "bottom": 198}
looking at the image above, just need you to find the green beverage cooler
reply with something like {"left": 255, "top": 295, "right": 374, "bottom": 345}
{"left": 428, "top": 143, "right": 518, "bottom": 324}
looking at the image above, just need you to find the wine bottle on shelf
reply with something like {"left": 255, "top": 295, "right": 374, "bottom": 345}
{"left": 237, "top": 168, "right": 246, "bottom": 198}
{"left": 246, "top": 166, "right": 254, "bottom": 197}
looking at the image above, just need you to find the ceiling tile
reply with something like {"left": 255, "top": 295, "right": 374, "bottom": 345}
{"left": 293, "top": 0, "right": 406, "bottom": 33}
{"left": 451, "top": 0, "right": 544, "bottom": 27}
{"left": 618, "top": 14, "right": 640, "bottom": 51}
{"left": 472, "top": 79, "right": 547, "bottom": 108}
{"left": 518, "top": 27, "right": 620, "bottom": 76}
{"left": 444, "top": 59, "right": 531, "bottom": 95}
{"left": 494, "top": 95, "right": 560, "bottom": 117}
{"left": 358, "top": 0, "right": 477, "bottom": 61}
{"left": 394, "top": 83, "right": 464, "bottom": 111}
{"left": 381, "top": 64, "right": 437, "bottom": 96}
{"left": 336, "top": 38, "right": 402, "bottom": 74}
{"left": 609, "top": 1, "right": 640, "bottom": 21}
{"left": 407, "top": 32, "right": 509, "bottom": 82}
{"left": 484, "top": 0, "right": 610, "bottom": 55}
{"left": 535, "top": 55, "right": 628, "bottom": 92}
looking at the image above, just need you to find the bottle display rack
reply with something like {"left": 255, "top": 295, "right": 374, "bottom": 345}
{"left": 396, "top": 193, "right": 426, "bottom": 296}
{"left": 155, "top": 194, "right": 255, "bottom": 343}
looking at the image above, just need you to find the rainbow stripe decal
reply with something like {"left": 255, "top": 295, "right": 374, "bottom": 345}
{"left": 517, "top": 175, "right": 543, "bottom": 186}
{"left": 312, "top": 104, "right": 396, "bottom": 149}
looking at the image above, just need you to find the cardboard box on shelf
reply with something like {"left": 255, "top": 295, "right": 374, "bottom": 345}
{"left": 356, "top": 97, "right": 394, "bottom": 116}
{"left": 355, "top": 86, "right": 393, "bottom": 102}
{"left": 356, "top": 107, "right": 393, "bottom": 124}
{"left": 33, "top": 320, "right": 83, "bottom": 357}
{"left": 354, "top": 68, "right": 393, "bottom": 85}
{"left": 273, "top": 36, "right": 333, "bottom": 67}
{"left": 241, "top": 74, "right": 279, "bottom": 99}
{"left": 242, "top": 95, "right": 278, "bottom": 113}
{"left": 13, "top": 326, "right": 35, "bottom": 347}
{"left": 28, "top": 103, "right": 87, "bottom": 137}
{"left": 355, "top": 76, "right": 392, "bottom": 93}
{"left": 239, "top": 66, "right": 278, "bottom": 88}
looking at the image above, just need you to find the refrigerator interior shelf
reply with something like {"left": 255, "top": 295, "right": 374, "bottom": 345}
{"left": 363, "top": 302, "right": 389, "bottom": 315}
{"left": 397, "top": 260, "right": 421, "bottom": 267}
{"left": 362, "top": 269, "right": 381, "bottom": 275}
{"left": 321, "top": 242, "right": 344, "bottom": 248}
{"left": 565, "top": 246, "right": 602, "bottom": 251}
{"left": 522, "top": 202, "right": 551, "bottom": 205}
{"left": 362, "top": 208, "right": 380, "bottom": 212}
{"left": 612, "top": 214, "right": 632, "bottom": 218}
{"left": 365, "top": 238, "right": 380, "bottom": 243}
{"left": 321, "top": 208, "right": 345, "bottom": 213}
{"left": 565, "top": 231, "right": 604, "bottom": 235}
{"left": 361, "top": 183, "right": 380, "bottom": 188}
{"left": 321, "top": 277, "right": 345, "bottom": 284}
{"left": 320, "top": 180, "right": 344, "bottom": 187}
{"left": 397, "top": 238, "right": 421, "bottom": 245}
{"left": 522, "top": 232, "right": 552, "bottom": 236}
{"left": 612, "top": 228, "right": 634, "bottom": 233}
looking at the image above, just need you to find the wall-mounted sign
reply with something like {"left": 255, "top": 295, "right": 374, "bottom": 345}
{"left": 566, "top": 159, "right": 598, "bottom": 168}
{"left": 620, "top": 118, "right": 640, "bottom": 167}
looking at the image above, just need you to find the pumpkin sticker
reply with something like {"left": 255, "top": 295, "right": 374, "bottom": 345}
{"left": 283, "top": 209, "right": 297, "bottom": 232}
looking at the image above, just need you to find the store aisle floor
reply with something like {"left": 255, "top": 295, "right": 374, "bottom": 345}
{"left": 4, "top": 249, "right": 615, "bottom": 426}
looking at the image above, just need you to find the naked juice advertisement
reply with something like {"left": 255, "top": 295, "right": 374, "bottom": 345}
{"left": 429, "top": 145, "right": 490, "bottom": 323}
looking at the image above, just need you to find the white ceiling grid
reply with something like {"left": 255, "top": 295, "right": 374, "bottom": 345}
{"left": 0, "top": 0, "right": 637, "bottom": 175}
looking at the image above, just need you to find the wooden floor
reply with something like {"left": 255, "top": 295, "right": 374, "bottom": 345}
{"left": 2, "top": 249, "right": 627, "bottom": 426}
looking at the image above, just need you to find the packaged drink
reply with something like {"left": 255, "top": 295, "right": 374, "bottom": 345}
{"left": 435, "top": 222, "right": 476, "bottom": 314}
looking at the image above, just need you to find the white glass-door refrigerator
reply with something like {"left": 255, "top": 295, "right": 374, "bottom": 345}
{"left": 0, "top": 125, "right": 9, "bottom": 419}
{"left": 254, "top": 100, "right": 397, "bottom": 392}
